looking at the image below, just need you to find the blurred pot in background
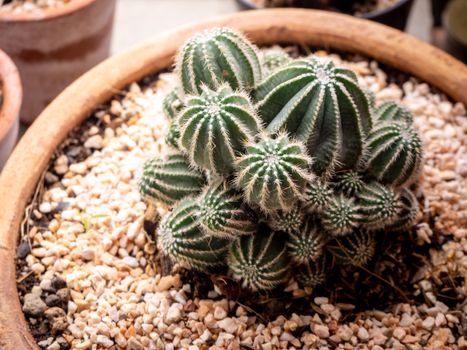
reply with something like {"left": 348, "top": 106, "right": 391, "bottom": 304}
{"left": 443, "top": 0, "right": 467, "bottom": 63}
{"left": 0, "top": 48, "right": 21, "bottom": 169}
{"left": 0, "top": 0, "right": 116, "bottom": 124}
{"left": 236, "top": 0, "right": 415, "bottom": 30}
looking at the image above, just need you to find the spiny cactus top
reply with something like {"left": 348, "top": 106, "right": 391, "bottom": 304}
{"left": 159, "top": 199, "right": 230, "bottom": 270}
{"left": 178, "top": 85, "right": 261, "bottom": 174}
{"left": 365, "top": 121, "right": 423, "bottom": 187}
{"left": 373, "top": 101, "right": 413, "bottom": 125}
{"left": 176, "top": 27, "right": 262, "bottom": 95}
{"left": 255, "top": 57, "right": 372, "bottom": 174}
{"left": 236, "top": 133, "right": 312, "bottom": 212}
{"left": 229, "top": 229, "right": 289, "bottom": 291}
{"left": 197, "top": 183, "right": 256, "bottom": 239}
{"left": 138, "top": 152, "right": 205, "bottom": 206}
{"left": 138, "top": 26, "right": 425, "bottom": 293}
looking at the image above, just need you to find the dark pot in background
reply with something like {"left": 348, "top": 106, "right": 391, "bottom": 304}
{"left": 0, "top": 49, "right": 22, "bottom": 169}
{"left": 236, "top": 0, "right": 414, "bottom": 30}
{"left": 0, "top": 0, "right": 116, "bottom": 124}
{"left": 443, "top": 0, "right": 467, "bottom": 63}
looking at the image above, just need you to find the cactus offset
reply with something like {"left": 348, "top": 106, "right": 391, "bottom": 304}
{"left": 255, "top": 57, "right": 372, "bottom": 174}
{"left": 296, "top": 256, "right": 327, "bottom": 288}
{"left": 262, "top": 49, "right": 291, "bottom": 74}
{"left": 328, "top": 230, "right": 375, "bottom": 266}
{"left": 321, "top": 194, "right": 361, "bottom": 236}
{"left": 229, "top": 229, "right": 290, "bottom": 291}
{"left": 197, "top": 182, "right": 256, "bottom": 239}
{"left": 159, "top": 199, "right": 230, "bottom": 270}
{"left": 333, "top": 170, "right": 365, "bottom": 197}
{"left": 358, "top": 182, "right": 401, "bottom": 230}
{"left": 165, "top": 120, "right": 180, "bottom": 149}
{"left": 287, "top": 219, "right": 325, "bottom": 264}
{"left": 236, "top": 133, "right": 313, "bottom": 211}
{"left": 176, "top": 27, "right": 262, "bottom": 95}
{"left": 163, "top": 88, "right": 184, "bottom": 120}
{"left": 386, "top": 187, "right": 419, "bottom": 232}
{"left": 365, "top": 121, "right": 423, "bottom": 187}
{"left": 373, "top": 101, "right": 413, "bottom": 125}
{"left": 138, "top": 152, "right": 205, "bottom": 206}
{"left": 303, "top": 180, "right": 333, "bottom": 213}
{"left": 269, "top": 205, "right": 306, "bottom": 234}
{"left": 178, "top": 85, "right": 260, "bottom": 174}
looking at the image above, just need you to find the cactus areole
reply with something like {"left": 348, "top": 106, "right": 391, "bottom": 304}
{"left": 138, "top": 27, "right": 423, "bottom": 291}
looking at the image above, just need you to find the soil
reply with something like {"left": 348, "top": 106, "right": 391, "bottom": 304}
{"left": 14, "top": 47, "right": 467, "bottom": 349}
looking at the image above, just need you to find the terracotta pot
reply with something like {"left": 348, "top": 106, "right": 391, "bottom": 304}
{"left": 0, "top": 0, "right": 116, "bottom": 124}
{"left": 0, "top": 49, "right": 21, "bottom": 169}
{"left": 0, "top": 9, "right": 466, "bottom": 349}
{"left": 236, "top": 0, "right": 414, "bottom": 30}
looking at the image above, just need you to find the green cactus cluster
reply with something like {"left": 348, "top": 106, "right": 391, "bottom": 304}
{"left": 138, "top": 27, "right": 423, "bottom": 292}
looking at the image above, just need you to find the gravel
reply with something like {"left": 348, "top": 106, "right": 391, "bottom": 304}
{"left": 0, "top": 0, "right": 74, "bottom": 12}
{"left": 15, "top": 52, "right": 467, "bottom": 349}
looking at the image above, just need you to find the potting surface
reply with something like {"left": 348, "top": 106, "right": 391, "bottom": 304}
{"left": 16, "top": 49, "right": 466, "bottom": 349}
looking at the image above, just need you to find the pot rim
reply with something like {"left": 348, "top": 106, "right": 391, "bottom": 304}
{"left": 236, "top": 0, "right": 412, "bottom": 19}
{"left": 0, "top": 0, "right": 98, "bottom": 22}
{"left": 0, "top": 9, "right": 466, "bottom": 350}
{"left": 0, "top": 49, "right": 22, "bottom": 142}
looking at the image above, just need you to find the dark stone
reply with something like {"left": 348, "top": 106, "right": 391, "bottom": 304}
{"left": 16, "top": 241, "right": 31, "bottom": 259}
{"left": 45, "top": 294, "right": 61, "bottom": 307}
{"left": 56, "top": 288, "right": 70, "bottom": 304}
{"left": 51, "top": 276, "right": 67, "bottom": 290}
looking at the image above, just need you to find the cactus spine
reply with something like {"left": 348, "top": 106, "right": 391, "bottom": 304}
{"left": 159, "top": 199, "right": 230, "bottom": 270}
{"left": 255, "top": 57, "right": 372, "bottom": 174}
{"left": 229, "top": 230, "right": 290, "bottom": 291}
{"left": 178, "top": 85, "right": 260, "bottom": 174}
{"left": 138, "top": 152, "right": 205, "bottom": 206}
{"left": 236, "top": 133, "right": 313, "bottom": 211}
{"left": 176, "top": 27, "right": 262, "bottom": 95}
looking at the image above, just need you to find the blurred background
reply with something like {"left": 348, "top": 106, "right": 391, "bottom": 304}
{"left": 112, "top": 0, "right": 432, "bottom": 53}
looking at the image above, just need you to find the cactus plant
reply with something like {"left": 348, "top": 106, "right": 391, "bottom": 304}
{"left": 328, "top": 230, "right": 376, "bottom": 266}
{"left": 159, "top": 198, "right": 230, "bottom": 270}
{"left": 373, "top": 101, "right": 413, "bottom": 125}
{"left": 197, "top": 183, "right": 256, "bottom": 239}
{"left": 358, "top": 182, "right": 401, "bottom": 230}
{"left": 163, "top": 88, "right": 184, "bottom": 120}
{"left": 321, "top": 194, "right": 361, "bottom": 236}
{"left": 333, "top": 170, "right": 365, "bottom": 197}
{"left": 236, "top": 133, "right": 313, "bottom": 211}
{"left": 269, "top": 205, "right": 305, "bottom": 234}
{"left": 365, "top": 121, "right": 423, "bottom": 187}
{"left": 176, "top": 27, "right": 262, "bottom": 95}
{"left": 165, "top": 120, "right": 180, "bottom": 149}
{"left": 303, "top": 180, "right": 333, "bottom": 213}
{"left": 178, "top": 85, "right": 260, "bottom": 174}
{"left": 262, "top": 49, "right": 291, "bottom": 74}
{"left": 386, "top": 187, "right": 419, "bottom": 232}
{"left": 139, "top": 27, "right": 425, "bottom": 293}
{"left": 255, "top": 57, "right": 372, "bottom": 174}
{"left": 296, "top": 256, "right": 327, "bottom": 288}
{"left": 229, "top": 229, "right": 290, "bottom": 291}
{"left": 138, "top": 152, "right": 205, "bottom": 206}
{"left": 287, "top": 219, "right": 325, "bottom": 264}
